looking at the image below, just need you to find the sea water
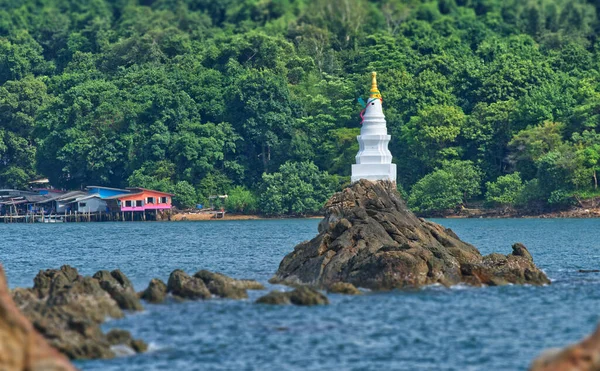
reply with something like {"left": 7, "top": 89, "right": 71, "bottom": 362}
{"left": 1, "top": 218, "right": 599, "bottom": 370}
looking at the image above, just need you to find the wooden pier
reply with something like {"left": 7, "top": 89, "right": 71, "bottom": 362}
{"left": 0, "top": 209, "right": 169, "bottom": 223}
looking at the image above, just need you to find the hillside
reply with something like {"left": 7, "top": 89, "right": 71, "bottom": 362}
{"left": 1, "top": 0, "right": 600, "bottom": 215}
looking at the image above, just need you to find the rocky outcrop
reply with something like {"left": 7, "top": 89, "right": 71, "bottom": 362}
{"left": 12, "top": 266, "right": 146, "bottom": 360}
{"left": 164, "top": 269, "right": 265, "bottom": 302}
{"left": 140, "top": 278, "right": 168, "bottom": 303}
{"left": 93, "top": 270, "right": 143, "bottom": 311}
{"left": 271, "top": 180, "right": 550, "bottom": 290}
{"left": 0, "top": 265, "right": 75, "bottom": 371}
{"left": 530, "top": 325, "right": 600, "bottom": 371}
{"left": 256, "top": 287, "right": 329, "bottom": 306}
{"left": 166, "top": 270, "right": 211, "bottom": 300}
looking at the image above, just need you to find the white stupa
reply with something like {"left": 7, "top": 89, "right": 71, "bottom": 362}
{"left": 351, "top": 72, "right": 397, "bottom": 183}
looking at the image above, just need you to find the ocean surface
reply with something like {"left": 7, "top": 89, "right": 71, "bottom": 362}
{"left": 1, "top": 218, "right": 600, "bottom": 370}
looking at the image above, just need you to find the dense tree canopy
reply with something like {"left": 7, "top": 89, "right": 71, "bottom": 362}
{"left": 2, "top": 0, "right": 600, "bottom": 214}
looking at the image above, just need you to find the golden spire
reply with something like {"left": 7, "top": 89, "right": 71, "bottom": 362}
{"left": 369, "top": 71, "right": 382, "bottom": 100}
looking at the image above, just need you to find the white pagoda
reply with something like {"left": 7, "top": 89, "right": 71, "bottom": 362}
{"left": 351, "top": 72, "right": 397, "bottom": 183}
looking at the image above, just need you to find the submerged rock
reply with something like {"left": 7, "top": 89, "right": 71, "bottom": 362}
{"left": 194, "top": 270, "right": 265, "bottom": 299}
{"left": 271, "top": 180, "right": 550, "bottom": 290}
{"left": 140, "top": 278, "right": 168, "bottom": 304}
{"left": 12, "top": 266, "right": 146, "bottom": 360}
{"left": 163, "top": 269, "right": 265, "bottom": 301}
{"left": 256, "top": 287, "right": 329, "bottom": 306}
{"left": 327, "top": 282, "right": 361, "bottom": 295}
{"left": 0, "top": 265, "right": 75, "bottom": 371}
{"left": 530, "top": 325, "right": 600, "bottom": 371}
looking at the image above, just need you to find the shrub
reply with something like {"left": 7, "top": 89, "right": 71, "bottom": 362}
{"left": 225, "top": 186, "right": 257, "bottom": 213}
{"left": 485, "top": 173, "right": 524, "bottom": 207}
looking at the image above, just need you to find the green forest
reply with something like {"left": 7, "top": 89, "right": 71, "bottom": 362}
{"left": 1, "top": 0, "right": 600, "bottom": 215}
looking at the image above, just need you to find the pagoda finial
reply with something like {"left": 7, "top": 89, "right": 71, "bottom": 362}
{"left": 370, "top": 71, "right": 382, "bottom": 100}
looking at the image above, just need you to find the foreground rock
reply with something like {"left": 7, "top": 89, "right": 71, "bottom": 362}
{"left": 160, "top": 269, "right": 264, "bottom": 302}
{"left": 256, "top": 287, "right": 329, "bottom": 306}
{"left": 530, "top": 325, "right": 600, "bottom": 371}
{"left": 271, "top": 180, "right": 550, "bottom": 290}
{"left": 0, "top": 265, "right": 75, "bottom": 370}
{"left": 12, "top": 265, "right": 146, "bottom": 360}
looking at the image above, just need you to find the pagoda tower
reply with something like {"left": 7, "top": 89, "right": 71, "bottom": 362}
{"left": 351, "top": 72, "right": 397, "bottom": 183}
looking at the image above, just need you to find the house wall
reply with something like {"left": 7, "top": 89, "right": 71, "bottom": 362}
{"left": 77, "top": 198, "right": 107, "bottom": 213}
{"left": 56, "top": 201, "right": 73, "bottom": 213}
{"left": 119, "top": 191, "right": 172, "bottom": 211}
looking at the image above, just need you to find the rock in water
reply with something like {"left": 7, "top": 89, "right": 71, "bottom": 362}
{"left": 327, "top": 282, "right": 361, "bottom": 295}
{"left": 166, "top": 270, "right": 211, "bottom": 300}
{"left": 256, "top": 287, "right": 329, "bottom": 306}
{"left": 194, "top": 270, "right": 265, "bottom": 299}
{"left": 93, "top": 270, "right": 143, "bottom": 311}
{"left": 530, "top": 325, "right": 600, "bottom": 371}
{"left": 12, "top": 266, "right": 146, "bottom": 360}
{"left": 0, "top": 265, "right": 76, "bottom": 370}
{"left": 271, "top": 180, "right": 550, "bottom": 290}
{"left": 140, "top": 278, "right": 168, "bottom": 304}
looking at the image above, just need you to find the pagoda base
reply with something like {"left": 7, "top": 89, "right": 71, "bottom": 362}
{"left": 351, "top": 163, "right": 396, "bottom": 183}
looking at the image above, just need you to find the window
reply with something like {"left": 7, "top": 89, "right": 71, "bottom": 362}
{"left": 135, "top": 200, "right": 143, "bottom": 207}
{"left": 160, "top": 196, "right": 168, "bottom": 203}
{"left": 125, "top": 200, "right": 132, "bottom": 207}
{"left": 79, "top": 202, "right": 87, "bottom": 207}
{"left": 147, "top": 197, "right": 155, "bottom": 204}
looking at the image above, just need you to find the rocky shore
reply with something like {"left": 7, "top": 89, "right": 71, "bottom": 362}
{"left": 11, "top": 266, "right": 147, "bottom": 360}
{"left": 271, "top": 180, "right": 550, "bottom": 290}
{"left": 8, "top": 265, "right": 268, "bottom": 362}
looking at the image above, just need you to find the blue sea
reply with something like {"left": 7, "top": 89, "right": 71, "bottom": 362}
{"left": 1, "top": 218, "right": 599, "bottom": 370}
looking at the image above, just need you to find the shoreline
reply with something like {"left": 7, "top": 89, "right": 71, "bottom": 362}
{"left": 418, "top": 206, "right": 600, "bottom": 219}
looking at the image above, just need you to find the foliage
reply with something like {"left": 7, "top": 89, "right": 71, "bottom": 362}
{"left": 485, "top": 173, "right": 524, "bottom": 207}
{"left": 259, "top": 161, "right": 338, "bottom": 216}
{"left": 225, "top": 186, "right": 257, "bottom": 213}
{"left": 2, "top": 0, "right": 600, "bottom": 214}
{"left": 408, "top": 160, "right": 482, "bottom": 213}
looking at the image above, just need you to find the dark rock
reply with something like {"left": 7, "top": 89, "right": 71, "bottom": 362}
{"left": 578, "top": 269, "right": 600, "bottom": 273}
{"left": 289, "top": 286, "right": 329, "bottom": 305}
{"left": 106, "top": 329, "right": 133, "bottom": 346}
{"left": 131, "top": 339, "right": 148, "bottom": 353}
{"left": 256, "top": 291, "right": 291, "bottom": 305}
{"left": 110, "top": 270, "right": 134, "bottom": 290}
{"left": 106, "top": 329, "right": 148, "bottom": 354}
{"left": 256, "top": 287, "right": 329, "bottom": 306}
{"left": 271, "top": 180, "right": 550, "bottom": 290}
{"left": 13, "top": 267, "right": 146, "bottom": 361}
{"left": 140, "top": 278, "right": 168, "bottom": 304}
{"left": 193, "top": 270, "right": 249, "bottom": 299}
{"left": 327, "top": 282, "right": 361, "bottom": 295}
{"left": 166, "top": 270, "right": 210, "bottom": 300}
{"left": 93, "top": 270, "right": 143, "bottom": 311}
{"left": 33, "top": 265, "right": 79, "bottom": 298}
{"left": 530, "top": 324, "right": 600, "bottom": 371}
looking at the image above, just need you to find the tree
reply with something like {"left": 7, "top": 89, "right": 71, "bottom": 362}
{"left": 507, "top": 121, "right": 564, "bottom": 180}
{"left": 225, "top": 186, "right": 257, "bottom": 213}
{"left": 485, "top": 172, "right": 524, "bottom": 207}
{"left": 259, "top": 161, "right": 338, "bottom": 215}
{"left": 408, "top": 160, "right": 482, "bottom": 213}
